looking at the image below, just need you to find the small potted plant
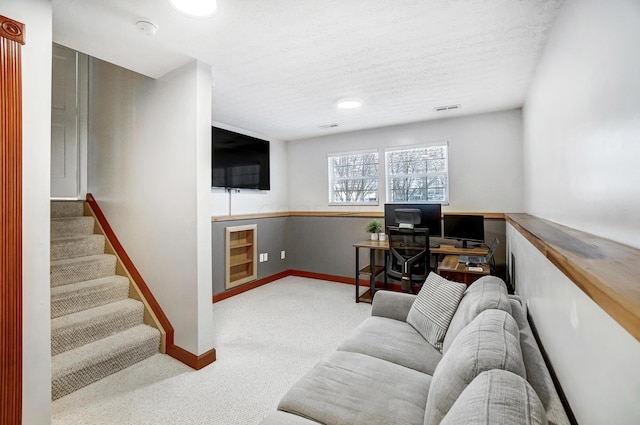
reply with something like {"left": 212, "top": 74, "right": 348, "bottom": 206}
{"left": 366, "top": 220, "right": 383, "bottom": 240}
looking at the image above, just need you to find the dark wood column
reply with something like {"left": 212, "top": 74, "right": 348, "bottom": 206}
{"left": 0, "top": 15, "right": 25, "bottom": 425}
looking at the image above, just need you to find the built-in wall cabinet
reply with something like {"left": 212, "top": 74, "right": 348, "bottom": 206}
{"left": 225, "top": 224, "right": 257, "bottom": 289}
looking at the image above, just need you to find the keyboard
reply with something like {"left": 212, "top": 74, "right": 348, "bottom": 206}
{"left": 458, "top": 255, "right": 487, "bottom": 265}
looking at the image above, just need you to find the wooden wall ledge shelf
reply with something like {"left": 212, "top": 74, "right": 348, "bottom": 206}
{"left": 212, "top": 211, "right": 506, "bottom": 222}
{"left": 506, "top": 213, "right": 640, "bottom": 341}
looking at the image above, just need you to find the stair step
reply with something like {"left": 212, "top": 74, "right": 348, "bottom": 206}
{"left": 51, "top": 201, "right": 85, "bottom": 218}
{"left": 51, "top": 254, "right": 117, "bottom": 287}
{"left": 51, "top": 216, "right": 95, "bottom": 238}
{"left": 51, "top": 324, "right": 160, "bottom": 400}
{"left": 51, "top": 299, "right": 144, "bottom": 356}
{"left": 51, "top": 275, "right": 130, "bottom": 318}
{"left": 51, "top": 234, "right": 106, "bottom": 261}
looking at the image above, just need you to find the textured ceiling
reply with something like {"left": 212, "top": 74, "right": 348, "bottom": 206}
{"left": 52, "top": 0, "right": 565, "bottom": 141}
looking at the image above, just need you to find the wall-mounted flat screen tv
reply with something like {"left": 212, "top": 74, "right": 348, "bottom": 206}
{"left": 212, "top": 126, "right": 270, "bottom": 190}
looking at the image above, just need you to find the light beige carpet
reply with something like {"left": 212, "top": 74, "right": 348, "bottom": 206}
{"left": 51, "top": 276, "right": 372, "bottom": 425}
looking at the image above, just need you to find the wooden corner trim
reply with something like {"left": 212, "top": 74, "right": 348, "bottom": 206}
{"left": 213, "top": 269, "right": 397, "bottom": 303}
{"left": 213, "top": 270, "right": 290, "bottom": 303}
{"left": 85, "top": 193, "right": 175, "bottom": 347}
{"left": 167, "top": 344, "right": 216, "bottom": 370}
{"left": 0, "top": 16, "right": 25, "bottom": 45}
{"left": 1, "top": 16, "right": 24, "bottom": 422}
{"left": 288, "top": 270, "right": 356, "bottom": 285}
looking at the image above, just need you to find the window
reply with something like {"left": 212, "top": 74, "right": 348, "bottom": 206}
{"left": 328, "top": 150, "right": 379, "bottom": 205}
{"left": 385, "top": 143, "right": 449, "bottom": 203}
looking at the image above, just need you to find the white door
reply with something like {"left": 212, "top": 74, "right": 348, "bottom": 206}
{"left": 51, "top": 44, "right": 78, "bottom": 198}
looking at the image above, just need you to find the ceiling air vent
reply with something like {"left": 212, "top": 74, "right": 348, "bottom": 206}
{"left": 434, "top": 104, "right": 461, "bottom": 112}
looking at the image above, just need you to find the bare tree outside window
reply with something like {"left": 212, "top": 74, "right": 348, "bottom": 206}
{"left": 385, "top": 144, "right": 449, "bottom": 203}
{"left": 328, "top": 151, "right": 379, "bottom": 204}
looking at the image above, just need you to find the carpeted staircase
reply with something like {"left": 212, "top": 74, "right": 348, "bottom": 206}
{"left": 50, "top": 201, "right": 160, "bottom": 400}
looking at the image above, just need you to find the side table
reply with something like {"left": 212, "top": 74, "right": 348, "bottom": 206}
{"left": 437, "top": 255, "right": 490, "bottom": 285}
{"left": 354, "top": 240, "right": 388, "bottom": 303}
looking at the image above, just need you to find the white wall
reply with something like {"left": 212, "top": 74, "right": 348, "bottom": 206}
{"left": 3, "top": 0, "right": 54, "bottom": 423}
{"left": 523, "top": 0, "right": 640, "bottom": 249}
{"left": 210, "top": 122, "right": 289, "bottom": 216}
{"left": 287, "top": 109, "right": 524, "bottom": 213}
{"left": 517, "top": 0, "right": 640, "bottom": 422}
{"left": 507, "top": 224, "right": 640, "bottom": 424}
{"left": 89, "top": 59, "right": 215, "bottom": 355}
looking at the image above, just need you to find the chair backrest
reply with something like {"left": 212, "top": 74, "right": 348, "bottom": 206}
{"left": 485, "top": 238, "right": 499, "bottom": 262}
{"left": 394, "top": 208, "right": 422, "bottom": 229}
{"left": 387, "top": 226, "right": 430, "bottom": 288}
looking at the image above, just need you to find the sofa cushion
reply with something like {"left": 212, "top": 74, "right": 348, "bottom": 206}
{"left": 278, "top": 351, "right": 431, "bottom": 425}
{"left": 442, "top": 275, "right": 512, "bottom": 354}
{"left": 424, "top": 309, "right": 526, "bottom": 425}
{"left": 407, "top": 272, "right": 466, "bottom": 351}
{"left": 440, "top": 370, "right": 548, "bottom": 425}
{"left": 338, "top": 316, "right": 443, "bottom": 375}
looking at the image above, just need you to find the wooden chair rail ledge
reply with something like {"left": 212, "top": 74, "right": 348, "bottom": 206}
{"left": 506, "top": 213, "right": 640, "bottom": 341}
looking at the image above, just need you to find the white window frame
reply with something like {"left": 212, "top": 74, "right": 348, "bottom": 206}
{"left": 384, "top": 142, "right": 449, "bottom": 204}
{"left": 328, "top": 149, "right": 379, "bottom": 206}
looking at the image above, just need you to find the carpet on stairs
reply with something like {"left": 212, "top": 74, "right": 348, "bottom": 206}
{"left": 50, "top": 201, "right": 160, "bottom": 400}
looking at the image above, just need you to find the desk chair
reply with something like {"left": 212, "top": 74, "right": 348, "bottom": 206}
{"left": 386, "top": 226, "right": 430, "bottom": 292}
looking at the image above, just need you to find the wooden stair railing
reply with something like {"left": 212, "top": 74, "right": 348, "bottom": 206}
{"left": 85, "top": 194, "right": 173, "bottom": 352}
{"left": 85, "top": 194, "right": 216, "bottom": 369}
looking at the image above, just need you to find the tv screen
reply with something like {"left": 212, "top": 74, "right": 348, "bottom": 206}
{"left": 212, "top": 127, "right": 270, "bottom": 190}
{"left": 443, "top": 214, "right": 485, "bottom": 248}
{"left": 384, "top": 203, "right": 442, "bottom": 237}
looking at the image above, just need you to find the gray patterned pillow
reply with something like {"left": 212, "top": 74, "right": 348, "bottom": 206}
{"left": 406, "top": 272, "right": 466, "bottom": 351}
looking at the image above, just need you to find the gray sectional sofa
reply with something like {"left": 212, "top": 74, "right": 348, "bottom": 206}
{"left": 260, "top": 274, "right": 571, "bottom": 425}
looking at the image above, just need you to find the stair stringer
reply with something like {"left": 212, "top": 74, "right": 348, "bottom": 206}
{"left": 82, "top": 202, "right": 170, "bottom": 354}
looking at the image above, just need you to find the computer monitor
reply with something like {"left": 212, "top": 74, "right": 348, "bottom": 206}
{"left": 443, "top": 214, "right": 485, "bottom": 248}
{"left": 384, "top": 203, "right": 442, "bottom": 237}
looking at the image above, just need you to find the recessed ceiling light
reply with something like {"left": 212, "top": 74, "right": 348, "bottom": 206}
{"left": 336, "top": 98, "right": 362, "bottom": 110}
{"left": 168, "top": 0, "right": 217, "bottom": 17}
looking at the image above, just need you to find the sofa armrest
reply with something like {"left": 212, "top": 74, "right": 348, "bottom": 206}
{"left": 508, "top": 294, "right": 522, "bottom": 304}
{"left": 371, "top": 290, "right": 417, "bottom": 322}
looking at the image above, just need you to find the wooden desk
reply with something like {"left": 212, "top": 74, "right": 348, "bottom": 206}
{"left": 356, "top": 240, "right": 488, "bottom": 256}
{"left": 437, "top": 255, "right": 490, "bottom": 285}
{"left": 353, "top": 240, "right": 488, "bottom": 302}
{"left": 431, "top": 244, "right": 488, "bottom": 256}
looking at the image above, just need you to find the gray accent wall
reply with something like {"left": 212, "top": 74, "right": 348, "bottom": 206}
{"left": 286, "top": 216, "right": 381, "bottom": 278}
{"left": 212, "top": 217, "right": 288, "bottom": 295}
{"left": 212, "top": 215, "right": 506, "bottom": 296}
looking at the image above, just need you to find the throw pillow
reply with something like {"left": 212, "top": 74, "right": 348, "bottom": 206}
{"left": 406, "top": 272, "right": 466, "bottom": 351}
